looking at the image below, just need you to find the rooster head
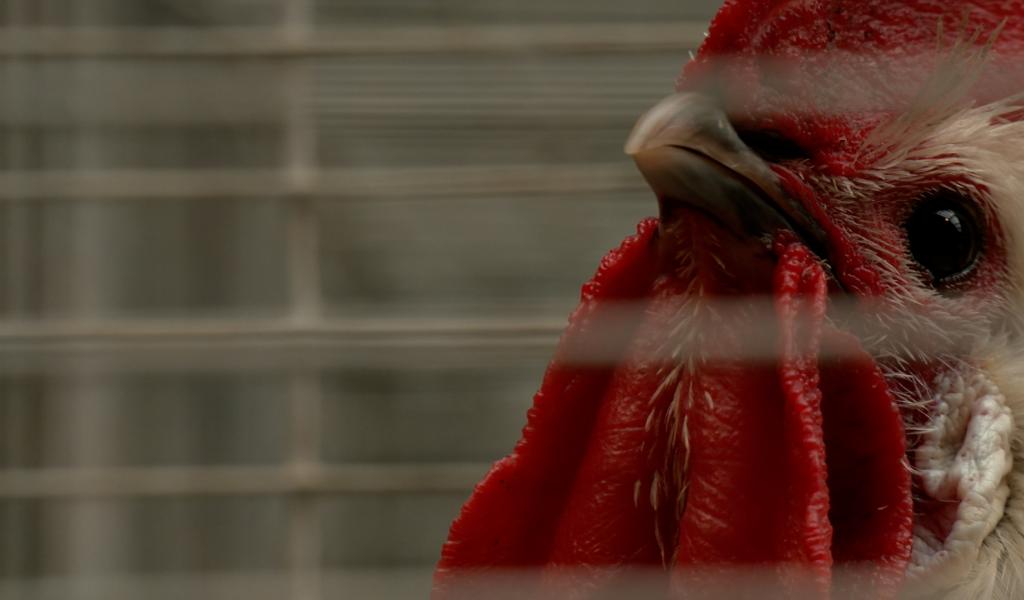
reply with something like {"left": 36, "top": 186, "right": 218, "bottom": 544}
{"left": 435, "top": 2, "right": 1024, "bottom": 598}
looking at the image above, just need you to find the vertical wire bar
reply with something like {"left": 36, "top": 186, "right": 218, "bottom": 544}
{"left": 62, "top": 1, "right": 129, "bottom": 585}
{"left": 283, "top": 2, "right": 323, "bottom": 600}
{"left": 287, "top": 375, "right": 323, "bottom": 600}
{"left": 1, "top": 0, "right": 31, "bottom": 579}
{"left": 284, "top": 0, "right": 322, "bottom": 322}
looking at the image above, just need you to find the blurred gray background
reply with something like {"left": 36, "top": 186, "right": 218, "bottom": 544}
{"left": 0, "top": 1, "right": 720, "bottom": 598}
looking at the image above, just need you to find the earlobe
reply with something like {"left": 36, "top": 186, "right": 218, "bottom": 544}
{"left": 906, "top": 367, "right": 1013, "bottom": 594}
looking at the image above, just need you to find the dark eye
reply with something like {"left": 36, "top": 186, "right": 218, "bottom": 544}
{"left": 905, "top": 191, "right": 984, "bottom": 287}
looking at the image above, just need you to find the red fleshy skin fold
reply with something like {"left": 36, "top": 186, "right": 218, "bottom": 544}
{"left": 433, "top": 218, "right": 663, "bottom": 594}
{"left": 434, "top": 230, "right": 913, "bottom": 599}
{"left": 671, "top": 241, "right": 833, "bottom": 594}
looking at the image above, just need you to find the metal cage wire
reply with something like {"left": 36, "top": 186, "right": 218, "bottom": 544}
{"left": 0, "top": 1, "right": 716, "bottom": 598}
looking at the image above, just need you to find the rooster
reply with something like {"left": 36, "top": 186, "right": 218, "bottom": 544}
{"left": 435, "top": 1, "right": 1024, "bottom": 598}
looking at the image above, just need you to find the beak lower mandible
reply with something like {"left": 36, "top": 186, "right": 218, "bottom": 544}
{"left": 625, "top": 93, "right": 828, "bottom": 258}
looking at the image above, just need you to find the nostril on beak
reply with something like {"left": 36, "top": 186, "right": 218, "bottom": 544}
{"left": 626, "top": 93, "right": 829, "bottom": 262}
{"left": 733, "top": 127, "right": 812, "bottom": 163}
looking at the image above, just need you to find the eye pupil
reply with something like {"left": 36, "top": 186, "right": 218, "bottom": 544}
{"left": 905, "top": 192, "right": 983, "bottom": 286}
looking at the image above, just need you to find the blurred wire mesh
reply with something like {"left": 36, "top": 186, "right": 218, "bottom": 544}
{"left": 0, "top": 1, "right": 720, "bottom": 598}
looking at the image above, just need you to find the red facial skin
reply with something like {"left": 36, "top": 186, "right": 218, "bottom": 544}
{"left": 687, "top": 0, "right": 1024, "bottom": 175}
{"left": 434, "top": 1, "right": 1020, "bottom": 598}
{"left": 688, "top": 0, "right": 1021, "bottom": 294}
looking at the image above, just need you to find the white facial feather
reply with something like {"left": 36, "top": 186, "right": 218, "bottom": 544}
{"left": 845, "top": 98, "right": 1024, "bottom": 598}
{"left": 784, "top": 35, "right": 1024, "bottom": 592}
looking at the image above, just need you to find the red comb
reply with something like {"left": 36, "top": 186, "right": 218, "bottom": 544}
{"left": 692, "top": 0, "right": 1024, "bottom": 60}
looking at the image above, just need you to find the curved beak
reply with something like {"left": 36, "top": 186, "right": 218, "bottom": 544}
{"left": 625, "top": 93, "right": 828, "bottom": 259}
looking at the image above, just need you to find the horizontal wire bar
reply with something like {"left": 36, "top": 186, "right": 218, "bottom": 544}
{"left": 0, "top": 23, "right": 706, "bottom": 58}
{"left": 0, "top": 163, "right": 643, "bottom": 200}
{"left": 0, "top": 568, "right": 435, "bottom": 600}
{"left": 0, "top": 463, "right": 490, "bottom": 498}
{"left": 0, "top": 316, "right": 566, "bottom": 339}
{"left": 0, "top": 296, "right": 996, "bottom": 372}
{"left": 0, "top": 567, "right": 919, "bottom": 599}
{"left": 0, "top": 317, "right": 563, "bottom": 372}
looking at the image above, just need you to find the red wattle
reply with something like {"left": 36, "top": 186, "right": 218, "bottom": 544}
{"left": 433, "top": 218, "right": 662, "bottom": 594}
{"left": 819, "top": 332, "right": 915, "bottom": 596}
{"left": 673, "top": 240, "right": 833, "bottom": 595}
{"left": 434, "top": 226, "right": 914, "bottom": 599}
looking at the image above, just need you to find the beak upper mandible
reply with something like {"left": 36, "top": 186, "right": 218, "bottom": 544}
{"left": 625, "top": 93, "right": 828, "bottom": 258}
